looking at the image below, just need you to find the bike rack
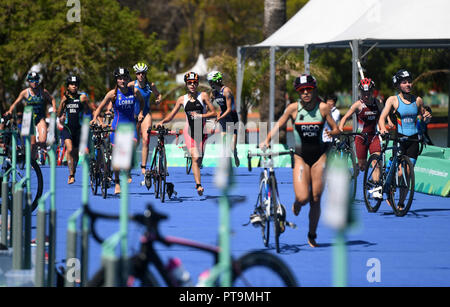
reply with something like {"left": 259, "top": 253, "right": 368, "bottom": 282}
{"left": 0, "top": 124, "right": 18, "bottom": 248}
{"left": 65, "top": 117, "right": 91, "bottom": 287}
{"left": 35, "top": 113, "right": 57, "bottom": 287}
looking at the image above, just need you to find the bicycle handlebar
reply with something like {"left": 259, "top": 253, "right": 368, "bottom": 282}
{"left": 247, "top": 147, "right": 295, "bottom": 171}
{"left": 85, "top": 203, "right": 168, "bottom": 245}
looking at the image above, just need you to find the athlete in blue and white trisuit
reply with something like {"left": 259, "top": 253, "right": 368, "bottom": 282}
{"left": 91, "top": 67, "right": 144, "bottom": 194}
{"left": 379, "top": 69, "right": 432, "bottom": 210}
{"left": 128, "top": 62, "right": 162, "bottom": 175}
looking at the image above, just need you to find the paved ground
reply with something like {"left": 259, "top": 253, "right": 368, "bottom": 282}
{"left": 34, "top": 161, "right": 450, "bottom": 287}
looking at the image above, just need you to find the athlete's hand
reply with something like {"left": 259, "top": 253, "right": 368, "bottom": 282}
{"left": 259, "top": 141, "right": 269, "bottom": 151}
{"left": 138, "top": 112, "right": 144, "bottom": 123}
{"left": 155, "top": 121, "right": 163, "bottom": 128}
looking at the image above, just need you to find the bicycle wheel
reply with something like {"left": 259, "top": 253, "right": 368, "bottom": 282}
{"left": 363, "top": 154, "right": 383, "bottom": 213}
{"left": 0, "top": 159, "right": 44, "bottom": 212}
{"left": 345, "top": 148, "right": 358, "bottom": 201}
{"left": 270, "top": 176, "right": 281, "bottom": 253}
{"left": 390, "top": 155, "right": 415, "bottom": 217}
{"left": 100, "top": 146, "right": 109, "bottom": 199}
{"left": 89, "top": 159, "right": 98, "bottom": 195}
{"left": 232, "top": 251, "right": 298, "bottom": 287}
{"left": 186, "top": 156, "right": 192, "bottom": 175}
{"left": 257, "top": 173, "right": 269, "bottom": 248}
{"left": 159, "top": 147, "right": 167, "bottom": 203}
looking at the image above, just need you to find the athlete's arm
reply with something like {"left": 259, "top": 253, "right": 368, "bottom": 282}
{"left": 320, "top": 102, "right": 340, "bottom": 137}
{"left": 80, "top": 93, "right": 96, "bottom": 114}
{"left": 57, "top": 95, "right": 67, "bottom": 118}
{"left": 6, "top": 89, "right": 27, "bottom": 115}
{"left": 43, "top": 89, "right": 56, "bottom": 112}
{"left": 260, "top": 102, "right": 296, "bottom": 148}
{"left": 150, "top": 83, "right": 162, "bottom": 105}
{"left": 134, "top": 87, "right": 145, "bottom": 122}
{"left": 91, "top": 90, "right": 114, "bottom": 124}
{"left": 199, "top": 92, "right": 217, "bottom": 119}
{"left": 217, "top": 87, "right": 233, "bottom": 121}
{"left": 338, "top": 101, "right": 360, "bottom": 132}
{"left": 157, "top": 96, "right": 183, "bottom": 126}
{"left": 416, "top": 96, "right": 432, "bottom": 122}
{"left": 379, "top": 96, "right": 395, "bottom": 135}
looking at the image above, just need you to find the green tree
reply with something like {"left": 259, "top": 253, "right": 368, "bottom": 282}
{"left": 0, "top": 0, "right": 171, "bottom": 109}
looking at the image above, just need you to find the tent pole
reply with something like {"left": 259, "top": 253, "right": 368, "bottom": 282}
{"left": 304, "top": 45, "right": 311, "bottom": 74}
{"left": 269, "top": 46, "right": 276, "bottom": 132}
{"left": 236, "top": 46, "right": 246, "bottom": 121}
{"left": 351, "top": 40, "right": 360, "bottom": 132}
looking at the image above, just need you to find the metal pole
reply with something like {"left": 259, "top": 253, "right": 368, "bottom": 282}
{"left": 35, "top": 197, "right": 47, "bottom": 287}
{"left": 12, "top": 188, "right": 23, "bottom": 269}
{"left": 333, "top": 230, "right": 347, "bottom": 287}
{"left": 47, "top": 147, "right": 57, "bottom": 286}
{"left": 1, "top": 181, "right": 8, "bottom": 247}
{"left": 65, "top": 208, "right": 81, "bottom": 287}
{"left": 80, "top": 117, "right": 90, "bottom": 286}
{"left": 304, "top": 44, "right": 311, "bottom": 74}
{"left": 269, "top": 46, "right": 276, "bottom": 131}
{"left": 236, "top": 46, "right": 245, "bottom": 120}
{"left": 23, "top": 135, "right": 32, "bottom": 269}
{"left": 351, "top": 40, "right": 360, "bottom": 132}
{"left": 120, "top": 170, "right": 129, "bottom": 286}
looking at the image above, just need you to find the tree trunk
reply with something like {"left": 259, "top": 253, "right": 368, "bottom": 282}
{"left": 262, "top": 0, "right": 287, "bottom": 145}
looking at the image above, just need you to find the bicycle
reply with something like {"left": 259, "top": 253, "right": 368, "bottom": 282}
{"left": 328, "top": 132, "right": 365, "bottom": 201}
{"left": 89, "top": 123, "right": 114, "bottom": 199}
{"left": 85, "top": 203, "right": 298, "bottom": 287}
{"left": 363, "top": 133, "right": 418, "bottom": 217}
{"left": 179, "top": 144, "right": 192, "bottom": 175}
{"left": 246, "top": 147, "right": 296, "bottom": 254}
{"left": 144, "top": 125, "right": 179, "bottom": 203}
{"left": 0, "top": 114, "right": 43, "bottom": 212}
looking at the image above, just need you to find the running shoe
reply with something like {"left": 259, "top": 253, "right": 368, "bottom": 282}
{"left": 278, "top": 204, "right": 286, "bottom": 233}
{"left": 68, "top": 176, "right": 75, "bottom": 184}
{"left": 307, "top": 232, "right": 318, "bottom": 248}
{"left": 369, "top": 186, "right": 383, "bottom": 199}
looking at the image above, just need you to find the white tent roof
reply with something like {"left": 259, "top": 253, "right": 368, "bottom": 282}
{"left": 325, "top": 0, "right": 450, "bottom": 47}
{"left": 176, "top": 53, "right": 208, "bottom": 84}
{"left": 252, "top": 0, "right": 450, "bottom": 48}
{"left": 254, "top": 0, "right": 379, "bottom": 48}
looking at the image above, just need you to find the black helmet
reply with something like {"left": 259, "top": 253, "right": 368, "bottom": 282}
{"left": 293, "top": 74, "right": 317, "bottom": 91}
{"left": 26, "top": 71, "right": 40, "bottom": 83}
{"left": 113, "top": 67, "right": 130, "bottom": 80}
{"left": 184, "top": 71, "right": 199, "bottom": 83}
{"left": 392, "top": 69, "right": 412, "bottom": 87}
{"left": 66, "top": 74, "right": 80, "bottom": 87}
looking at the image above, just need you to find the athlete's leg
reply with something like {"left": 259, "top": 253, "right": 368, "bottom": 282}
{"left": 65, "top": 138, "right": 75, "bottom": 178}
{"left": 308, "top": 153, "right": 327, "bottom": 241}
{"left": 292, "top": 154, "right": 311, "bottom": 216}
{"left": 140, "top": 113, "right": 152, "bottom": 174}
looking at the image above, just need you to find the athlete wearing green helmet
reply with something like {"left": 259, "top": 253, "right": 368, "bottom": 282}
{"left": 207, "top": 70, "right": 240, "bottom": 166}
{"left": 6, "top": 71, "right": 56, "bottom": 160}
{"left": 128, "top": 62, "right": 162, "bottom": 175}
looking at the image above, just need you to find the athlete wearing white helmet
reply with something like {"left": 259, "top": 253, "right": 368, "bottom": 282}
{"left": 128, "top": 62, "right": 162, "bottom": 175}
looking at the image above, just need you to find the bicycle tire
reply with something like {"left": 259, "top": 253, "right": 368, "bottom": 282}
{"left": 346, "top": 148, "right": 358, "bottom": 201}
{"left": 363, "top": 153, "right": 383, "bottom": 213}
{"left": 160, "top": 147, "right": 167, "bottom": 203}
{"left": 270, "top": 176, "right": 281, "bottom": 254}
{"left": 0, "top": 159, "right": 44, "bottom": 212}
{"left": 390, "top": 155, "right": 415, "bottom": 217}
{"left": 258, "top": 173, "right": 269, "bottom": 248}
{"left": 186, "top": 157, "right": 192, "bottom": 175}
{"left": 89, "top": 159, "right": 98, "bottom": 195}
{"left": 232, "top": 251, "right": 298, "bottom": 287}
{"left": 100, "top": 146, "right": 108, "bottom": 199}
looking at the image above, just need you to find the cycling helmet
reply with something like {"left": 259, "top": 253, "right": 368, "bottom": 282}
{"left": 133, "top": 62, "right": 148, "bottom": 74}
{"left": 113, "top": 67, "right": 130, "bottom": 80}
{"left": 27, "top": 71, "right": 40, "bottom": 83}
{"left": 293, "top": 74, "right": 317, "bottom": 91}
{"left": 207, "top": 71, "right": 223, "bottom": 83}
{"left": 359, "top": 78, "right": 375, "bottom": 92}
{"left": 392, "top": 69, "right": 412, "bottom": 87}
{"left": 184, "top": 71, "right": 199, "bottom": 83}
{"left": 66, "top": 74, "right": 80, "bottom": 87}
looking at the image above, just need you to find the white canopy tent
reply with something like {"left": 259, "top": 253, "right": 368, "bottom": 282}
{"left": 176, "top": 53, "right": 209, "bottom": 84}
{"left": 236, "top": 0, "right": 450, "bottom": 143}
